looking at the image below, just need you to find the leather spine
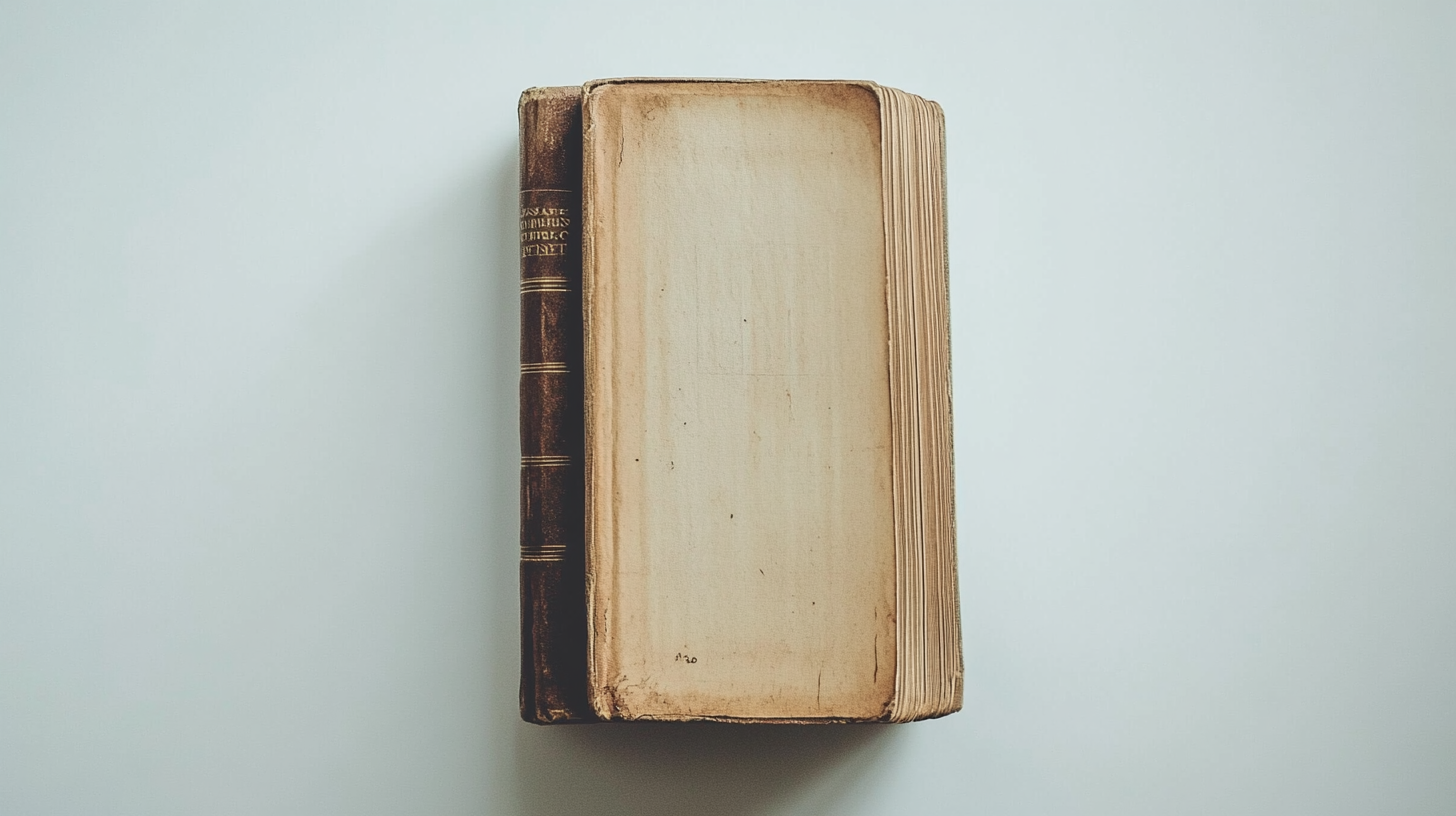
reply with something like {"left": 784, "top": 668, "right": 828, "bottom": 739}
{"left": 518, "top": 86, "right": 592, "bottom": 724}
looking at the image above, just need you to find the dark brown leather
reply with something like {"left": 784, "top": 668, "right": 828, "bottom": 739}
{"left": 518, "top": 86, "right": 594, "bottom": 724}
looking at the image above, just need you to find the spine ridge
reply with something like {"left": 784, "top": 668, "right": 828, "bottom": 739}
{"left": 519, "top": 86, "right": 592, "bottom": 724}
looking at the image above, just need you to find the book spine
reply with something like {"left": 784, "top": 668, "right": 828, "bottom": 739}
{"left": 518, "top": 87, "right": 592, "bottom": 724}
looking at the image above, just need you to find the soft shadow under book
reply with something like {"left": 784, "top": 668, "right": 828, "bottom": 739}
{"left": 519, "top": 78, "right": 960, "bottom": 724}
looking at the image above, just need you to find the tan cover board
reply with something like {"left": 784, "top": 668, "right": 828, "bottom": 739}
{"left": 581, "top": 79, "right": 901, "bottom": 722}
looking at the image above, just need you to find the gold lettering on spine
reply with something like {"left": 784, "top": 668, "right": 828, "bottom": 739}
{"left": 521, "top": 204, "right": 575, "bottom": 258}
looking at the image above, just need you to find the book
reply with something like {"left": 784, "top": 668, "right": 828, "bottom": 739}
{"left": 519, "top": 79, "right": 961, "bottom": 724}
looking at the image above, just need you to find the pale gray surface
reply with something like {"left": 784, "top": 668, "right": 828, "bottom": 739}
{"left": 2, "top": 2, "right": 1453, "bottom": 814}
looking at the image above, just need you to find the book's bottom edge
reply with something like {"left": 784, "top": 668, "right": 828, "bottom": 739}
{"left": 522, "top": 712, "right": 600, "bottom": 725}
{"left": 524, "top": 707, "right": 961, "bottom": 725}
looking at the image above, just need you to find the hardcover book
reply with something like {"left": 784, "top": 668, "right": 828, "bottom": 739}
{"left": 519, "top": 78, "right": 960, "bottom": 724}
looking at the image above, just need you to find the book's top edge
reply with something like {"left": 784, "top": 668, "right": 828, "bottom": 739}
{"left": 576, "top": 78, "right": 936, "bottom": 108}
{"left": 518, "top": 85, "right": 583, "bottom": 112}
{"left": 583, "top": 76, "right": 874, "bottom": 88}
{"left": 582, "top": 76, "right": 914, "bottom": 98}
{"left": 582, "top": 77, "right": 870, "bottom": 96}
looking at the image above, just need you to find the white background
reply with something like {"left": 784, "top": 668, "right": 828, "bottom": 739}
{"left": 3, "top": 2, "right": 1454, "bottom": 814}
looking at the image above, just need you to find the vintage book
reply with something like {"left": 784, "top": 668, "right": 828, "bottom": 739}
{"left": 519, "top": 79, "right": 960, "bottom": 724}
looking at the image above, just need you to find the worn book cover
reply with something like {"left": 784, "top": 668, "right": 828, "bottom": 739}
{"left": 520, "top": 79, "right": 960, "bottom": 724}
